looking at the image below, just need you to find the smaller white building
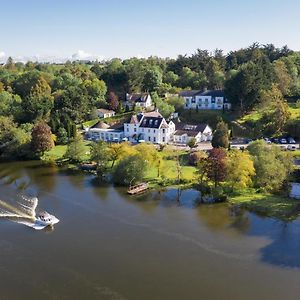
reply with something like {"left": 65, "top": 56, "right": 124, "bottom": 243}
{"left": 97, "top": 108, "right": 115, "bottom": 118}
{"left": 290, "top": 183, "right": 300, "bottom": 200}
{"left": 179, "top": 90, "right": 231, "bottom": 110}
{"left": 173, "top": 123, "right": 213, "bottom": 145}
{"left": 87, "top": 121, "right": 124, "bottom": 142}
{"left": 124, "top": 93, "right": 152, "bottom": 109}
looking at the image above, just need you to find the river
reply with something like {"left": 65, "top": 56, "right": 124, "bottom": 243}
{"left": 1, "top": 161, "right": 300, "bottom": 300}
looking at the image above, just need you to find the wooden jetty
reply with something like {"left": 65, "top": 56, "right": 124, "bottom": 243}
{"left": 127, "top": 183, "right": 149, "bottom": 195}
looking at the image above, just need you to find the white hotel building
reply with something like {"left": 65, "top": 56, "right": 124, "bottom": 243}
{"left": 123, "top": 111, "right": 175, "bottom": 144}
{"left": 180, "top": 90, "right": 231, "bottom": 110}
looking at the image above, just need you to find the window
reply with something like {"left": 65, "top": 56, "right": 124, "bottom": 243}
{"left": 148, "top": 137, "right": 151, "bottom": 141}
{"left": 148, "top": 129, "right": 150, "bottom": 133}
{"left": 153, "top": 137, "right": 156, "bottom": 142}
{"left": 192, "top": 98, "right": 196, "bottom": 103}
{"left": 127, "top": 128, "right": 129, "bottom": 132}
{"left": 162, "top": 129, "right": 165, "bottom": 134}
{"left": 134, "top": 128, "right": 136, "bottom": 132}
{"left": 162, "top": 137, "right": 165, "bottom": 142}
{"left": 153, "top": 129, "right": 156, "bottom": 133}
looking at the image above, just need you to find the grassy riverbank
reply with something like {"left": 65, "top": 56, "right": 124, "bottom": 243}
{"left": 43, "top": 144, "right": 300, "bottom": 221}
{"left": 229, "top": 189, "right": 300, "bottom": 221}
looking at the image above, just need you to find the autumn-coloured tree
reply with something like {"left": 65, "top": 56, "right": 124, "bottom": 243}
{"left": 205, "top": 148, "right": 227, "bottom": 188}
{"left": 226, "top": 150, "right": 255, "bottom": 191}
{"left": 31, "top": 121, "right": 54, "bottom": 155}
{"left": 107, "top": 91, "right": 119, "bottom": 111}
{"left": 109, "top": 142, "right": 137, "bottom": 168}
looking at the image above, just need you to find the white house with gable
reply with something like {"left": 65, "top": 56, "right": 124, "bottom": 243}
{"left": 123, "top": 111, "right": 175, "bottom": 144}
{"left": 124, "top": 93, "right": 152, "bottom": 109}
{"left": 179, "top": 89, "right": 231, "bottom": 110}
{"left": 173, "top": 123, "right": 213, "bottom": 144}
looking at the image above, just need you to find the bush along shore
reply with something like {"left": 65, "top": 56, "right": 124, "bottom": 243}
{"left": 40, "top": 135, "right": 300, "bottom": 221}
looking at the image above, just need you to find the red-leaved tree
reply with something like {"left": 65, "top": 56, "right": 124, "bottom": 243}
{"left": 31, "top": 121, "right": 54, "bottom": 156}
{"left": 108, "top": 91, "right": 119, "bottom": 111}
{"left": 205, "top": 148, "right": 227, "bottom": 188}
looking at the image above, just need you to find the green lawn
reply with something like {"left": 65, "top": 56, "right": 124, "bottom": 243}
{"left": 239, "top": 103, "right": 300, "bottom": 125}
{"left": 43, "top": 141, "right": 91, "bottom": 161}
{"left": 179, "top": 109, "right": 236, "bottom": 128}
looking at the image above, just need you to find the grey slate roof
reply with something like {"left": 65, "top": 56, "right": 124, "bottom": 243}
{"left": 179, "top": 90, "right": 201, "bottom": 97}
{"left": 126, "top": 93, "right": 150, "bottom": 103}
{"left": 174, "top": 122, "right": 210, "bottom": 136}
{"left": 90, "top": 121, "right": 110, "bottom": 129}
{"left": 140, "top": 117, "right": 163, "bottom": 129}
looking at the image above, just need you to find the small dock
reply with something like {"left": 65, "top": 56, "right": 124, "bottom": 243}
{"left": 127, "top": 183, "right": 149, "bottom": 195}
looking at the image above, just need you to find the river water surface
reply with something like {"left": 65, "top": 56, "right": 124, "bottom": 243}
{"left": 1, "top": 161, "right": 300, "bottom": 300}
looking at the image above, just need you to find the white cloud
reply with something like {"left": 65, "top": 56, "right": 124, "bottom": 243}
{"left": 0, "top": 51, "right": 6, "bottom": 63}
{"left": 0, "top": 50, "right": 105, "bottom": 64}
{"left": 71, "top": 50, "right": 104, "bottom": 61}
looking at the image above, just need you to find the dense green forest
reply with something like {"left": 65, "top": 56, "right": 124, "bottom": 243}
{"left": 1, "top": 43, "right": 300, "bottom": 159}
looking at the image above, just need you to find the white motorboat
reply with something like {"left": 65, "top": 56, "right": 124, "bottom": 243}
{"left": 35, "top": 211, "right": 60, "bottom": 227}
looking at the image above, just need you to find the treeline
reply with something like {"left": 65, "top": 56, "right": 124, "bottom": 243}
{"left": 1, "top": 43, "right": 300, "bottom": 159}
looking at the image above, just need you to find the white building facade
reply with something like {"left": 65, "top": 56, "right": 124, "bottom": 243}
{"left": 124, "top": 111, "right": 175, "bottom": 144}
{"left": 180, "top": 90, "right": 231, "bottom": 110}
{"left": 173, "top": 124, "right": 213, "bottom": 144}
{"left": 87, "top": 122, "right": 124, "bottom": 142}
{"left": 97, "top": 109, "right": 115, "bottom": 118}
{"left": 124, "top": 93, "right": 152, "bottom": 109}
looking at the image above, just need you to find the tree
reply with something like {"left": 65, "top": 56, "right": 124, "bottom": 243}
{"left": 163, "top": 71, "right": 179, "bottom": 86}
{"left": 247, "top": 140, "right": 294, "bottom": 192}
{"left": 84, "top": 78, "right": 107, "bottom": 107}
{"left": 0, "top": 116, "right": 31, "bottom": 158}
{"left": 188, "top": 151, "right": 206, "bottom": 166}
{"left": 107, "top": 91, "right": 119, "bottom": 111}
{"left": 260, "top": 86, "right": 291, "bottom": 135}
{"left": 113, "top": 154, "right": 147, "bottom": 186}
{"left": 64, "top": 134, "right": 86, "bottom": 163}
{"left": 57, "top": 127, "right": 68, "bottom": 145}
{"left": 109, "top": 142, "right": 137, "bottom": 168}
{"left": 0, "top": 91, "right": 22, "bottom": 118}
{"left": 167, "top": 96, "right": 185, "bottom": 111}
{"left": 273, "top": 60, "right": 292, "bottom": 96}
{"left": 90, "top": 141, "right": 111, "bottom": 177}
{"left": 152, "top": 93, "right": 175, "bottom": 118}
{"left": 211, "top": 120, "right": 229, "bottom": 148}
{"left": 142, "top": 68, "right": 162, "bottom": 92}
{"left": 205, "top": 148, "right": 227, "bottom": 188}
{"left": 187, "top": 137, "right": 197, "bottom": 149}
{"left": 226, "top": 150, "right": 255, "bottom": 190}
{"left": 31, "top": 121, "right": 54, "bottom": 156}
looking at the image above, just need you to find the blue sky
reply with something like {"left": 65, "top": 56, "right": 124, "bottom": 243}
{"left": 0, "top": 0, "right": 300, "bottom": 62}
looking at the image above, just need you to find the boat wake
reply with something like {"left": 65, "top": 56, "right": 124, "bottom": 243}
{"left": 0, "top": 192, "right": 58, "bottom": 230}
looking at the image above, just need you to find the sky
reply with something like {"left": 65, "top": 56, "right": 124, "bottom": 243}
{"left": 0, "top": 0, "right": 300, "bottom": 62}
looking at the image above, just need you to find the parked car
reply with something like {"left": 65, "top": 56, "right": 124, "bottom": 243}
{"left": 280, "top": 138, "right": 287, "bottom": 144}
{"left": 287, "top": 145, "right": 297, "bottom": 151}
{"left": 272, "top": 138, "right": 279, "bottom": 144}
{"left": 288, "top": 137, "right": 296, "bottom": 144}
{"left": 264, "top": 138, "right": 272, "bottom": 144}
{"left": 244, "top": 138, "right": 253, "bottom": 144}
